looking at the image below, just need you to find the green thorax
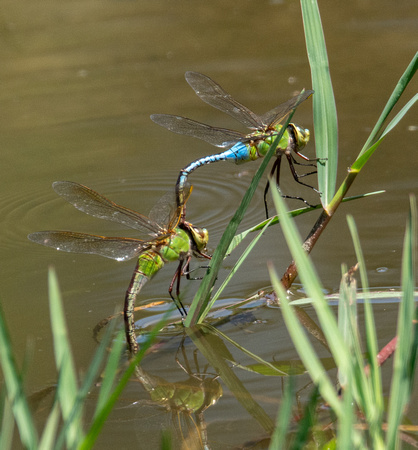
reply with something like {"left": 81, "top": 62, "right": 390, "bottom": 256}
{"left": 136, "top": 228, "right": 190, "bottom": 279}
{"left": 246, "top": 123, "right": 310, "bottom": 160}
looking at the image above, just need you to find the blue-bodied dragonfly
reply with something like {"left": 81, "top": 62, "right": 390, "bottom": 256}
{"left": 151, "top": 72, "right": 322, "bottom": 217}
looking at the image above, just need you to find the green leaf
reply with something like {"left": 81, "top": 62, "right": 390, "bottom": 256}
{"left": 301, "top": 0, "right": 338, "bottom": 205}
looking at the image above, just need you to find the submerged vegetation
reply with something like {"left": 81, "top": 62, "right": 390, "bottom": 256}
{"left": 1, "top": 0, "right": 417, "bottom": 448}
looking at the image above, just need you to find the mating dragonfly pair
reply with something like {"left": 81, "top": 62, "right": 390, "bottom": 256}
{"left": 29, "top": 72, "right": 322, "bottom": 353}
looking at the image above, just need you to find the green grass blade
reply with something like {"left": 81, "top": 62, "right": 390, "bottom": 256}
{"left": 206, "top": 324, "right": 290, "bottom": 376}
{"left": 269, "top": 376, "right": 295, "bottom": 450}
{"left": 290, "top": 386, "right": 320, "bottom": 449}
{"left": 0, "top": 302, "right": 38, "bottom": 448}
{"left": 80, "top": 312, "right": 168, "bottom": 449}
{"left": 228, "top": 191, "right": 385, "bottom": 255}
{"left": 346, "top": 216, "right": 383, "bottom": 415}
{"left": 54, "top": 317, "right": 122, "bottom": 449}
{"left": 94, "top": 329, "right": 126, "bottom": 418}
{"left": 187, "top": 325, "right": 275, "bottom": 433}
{"left": 337, "top": 263, "right": 358, "bottom": 390}
{"left": 268, "top": 265, "right": 343, "bottom": 416}
{"left": 199, "top": 218, "right": 273, "bottom": 321}
{"left": 48, "top": 267, "right": 84, "bottom": 448}
{"left": 358, "top": 52, "right": 418, "bottom": 157}
{"left": 301, "top": 0, "right": 338, "bottom": 205}
{"left": 39, "top": 402, "right": 60, "bottom": 450}
{"left": 270, "top": 185, "right": 350, "bottom": 372}
{"left": 386, "top": 195, "right": 417, "bottom": 448}
{"left": 352, "top": 93, "right": 418, "bottom": 172}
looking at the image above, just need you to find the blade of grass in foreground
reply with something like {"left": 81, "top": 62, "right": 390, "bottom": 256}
{"left": 386, "top": 195, "right": 416, "bottom": 448}
{"left": 0, "top": 304, "right": 38, "bottom": 448}
{"left": 359, "top": 52, "right": 418, "bottom": 158}
{"left": 301, "top": 0, "right": 338, "bottom": 206}
{"left": 199, "top": 218, "right": 273, "bottom": 321}
{"left": 48, "top": 267, "right": 84, "bottom": 448}
{"left": 347, "top": 216, "right": 383, "bottom": 417}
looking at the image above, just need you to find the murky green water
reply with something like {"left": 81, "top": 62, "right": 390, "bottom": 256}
{"left": 0, "top": 0, "right": 417, "bottom": 447}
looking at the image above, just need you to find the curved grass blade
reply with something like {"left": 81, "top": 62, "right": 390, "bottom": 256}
{"left": 200, "top": 218, "right": 274, "bottom": 320}
{"left": 48, "top": 267, "right": 84, "bottom": 447}
{"left": 386, "top": 195, "right": 417, "bottom": 448}
{"left": 359, "top": 52, "right": 418, "bottom": 158}
{"left": 227, "top": 191, "right": 384, "bottom": 255}
{"left": 0, "top": 306, "right": 38, "bottom": 448}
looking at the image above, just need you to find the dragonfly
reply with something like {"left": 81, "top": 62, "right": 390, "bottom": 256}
{"left": 28, "top": 181, "right": 209, "bottom": 354}
{"left": 151, "top": 72, "right": 322, "bottom": 217}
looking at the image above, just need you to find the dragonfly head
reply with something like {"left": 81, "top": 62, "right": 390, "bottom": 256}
{"left": 291, "top": 124, "right": 310, "bottom": 149}
{"left": 181, "top": 222, "right": 209, "bottom": 255}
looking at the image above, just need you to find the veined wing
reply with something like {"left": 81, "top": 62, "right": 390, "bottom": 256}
{"left": 185, "top": 71, "right": 264, "bottom": 129}
{"left": 52, "top": 181, "right": 165, "bottom": 236}
{"left": 28, "top": 231, "right": 149, "bottom": 261}
{"left": 260, "top": 89, "right": 314, "bottom": 128}
{"left": 150, "top": 114, "right": 245, "bottom": 148}
{"left": 148, "top": 184, "right": 192, "bottom": 232}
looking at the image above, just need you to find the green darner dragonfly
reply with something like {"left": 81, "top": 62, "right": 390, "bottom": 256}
{"left": 28, "top": 181, "right": 209, "bottom": 354}
{"left": 151, "top": 72, "right": 322, "bottom": 217}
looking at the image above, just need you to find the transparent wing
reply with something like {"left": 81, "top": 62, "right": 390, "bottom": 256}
{"left": 260, "top": 89, "right": 314, "bottom": 128}
{"left": 52, "top": 181, "right": 164, "bottom": 235}
{"left": 185, "top": 71, "right": 264, "bottom": 129}
{"left": 148, "top": 184, "right": 191, "bottom": 231}
{"left": 28, "top": 231, "right": 148, "bottom": 261}
{"left": 150, "top": 114, "right": 245, "bottom": 148}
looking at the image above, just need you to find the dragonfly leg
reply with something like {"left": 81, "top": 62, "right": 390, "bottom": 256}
{"left": 168, "top": 260, "right": 188, "bottom": 317}
{"left": 264, "top": 156, "right": 282, "bottom": 218}
{"left": 286, "top": 153, "right": 321, "bottom": 194}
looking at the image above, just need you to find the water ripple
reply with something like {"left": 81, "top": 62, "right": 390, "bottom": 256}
{"left": 4, "top": 170, "right": 265, "bottom": 252}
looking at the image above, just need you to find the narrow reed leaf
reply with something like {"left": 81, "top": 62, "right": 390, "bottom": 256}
{"left": 94, "top": 329, "right": 126, "bottom": 417}
{"left": 0, "top": 302, "right": 38, "bottom": 448}
{"left": 268, "top": 265, "right": 343, "bottom": 416}
{"left": 54, "top": 317, "right": 122, "bottom": 449}
{"left": 199, "top": 218, "right": 273, "bottom": 321}
{"left": 359, "top": 52, "right": 417, "bottom": 157}
{"left": 352, "top": 93, "right": 418, "bottom": 171}
{"left": 386, "top": 195, "right": 416, "bottom": 448}
{"left": 39, "top": 402, "right": 60, "bottom": 450}
{"left": 80, "top": 312, "right": 168, "bottom": 448}
{"left": 301, "top": 0, "right": 338, "bottom": 205}
{"left": 269, "top": 376, "right": 295, "bottom": 450}
{"left": 48, "top": 267, "right": 83, "bottom": 447}
{"left": 347, "top": 216, "right": 383, "bottom": 414}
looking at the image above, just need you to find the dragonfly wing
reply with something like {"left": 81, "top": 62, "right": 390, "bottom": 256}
{"left": 260, "top": 90, "right": 314, "bottom": 128}
{"left": 28, "top": 231, "right": 148, "bottom": 261}
{"left": 148, "top": 184, "right": 192, "bottom": 231}
{"left": 52, "top": 182, "right": 164, "bottom": 235}
{"left": 185, "top": 71, "right": 265, "bottom": 129}
{"left": 150, "top": 114, "right": 244, "bottom": 148}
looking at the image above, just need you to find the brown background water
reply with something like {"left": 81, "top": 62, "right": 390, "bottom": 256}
{"left": 0, "top": 0, "right": 417, "bottom": 447}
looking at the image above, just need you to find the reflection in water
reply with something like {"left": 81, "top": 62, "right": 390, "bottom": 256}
{"left": 132, "top": 341, "right": 222, "bottom": 449}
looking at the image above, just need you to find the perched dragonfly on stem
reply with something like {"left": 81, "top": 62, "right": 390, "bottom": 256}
{"left": 151, "top": 72, "right": 323, "bottom": 218}
{"left": 28, "top": 181, "right": 209, "bottom": 353}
